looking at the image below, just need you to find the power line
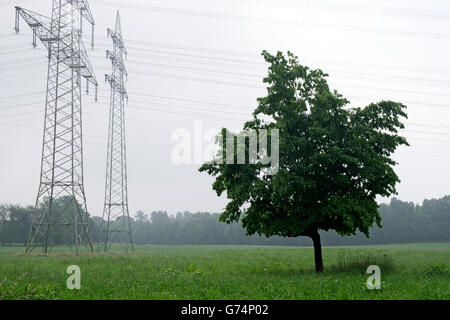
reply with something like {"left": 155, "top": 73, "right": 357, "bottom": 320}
{"left": 94, "top": 0, "right": 450, "bottom": 40}
{"left": 3, "top": 35, "right": 450, "bottom": 92}
{"left": 211, "top": 0, "right": 450, "bottom": 23}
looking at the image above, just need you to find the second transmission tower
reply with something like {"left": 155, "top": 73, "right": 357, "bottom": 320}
{"left": 99, "top": 11, "right": 134, "bottom": 252}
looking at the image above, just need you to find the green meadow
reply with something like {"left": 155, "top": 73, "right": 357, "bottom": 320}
{"left": 0, "top": 243, "right": 449, "bottom": 300}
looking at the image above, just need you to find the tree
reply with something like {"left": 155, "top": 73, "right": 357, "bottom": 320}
{"left": 0, "top": 205, "right": 9, "bottom": 246}
{"left": 421, "top": 196, "right": 450, "bottom": 241}
{"left": 199, "top": 51, "right": 408, "bottom": 272}
{"left": 8, "top": 205, "right": 33, "bottom": 245}
{"left": 135, "top": 211, "right": 149, "bottom": 223}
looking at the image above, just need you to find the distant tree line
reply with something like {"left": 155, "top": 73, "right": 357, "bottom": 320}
{"left": 0, "top": 196, "right": 449, "bottom": 246}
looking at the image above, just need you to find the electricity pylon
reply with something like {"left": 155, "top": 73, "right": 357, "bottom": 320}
{"left": 14, "top": 0, "right": 98, "bottom": 255}
{"left": 99, "top": 11, "right": 134, "bottom": 252}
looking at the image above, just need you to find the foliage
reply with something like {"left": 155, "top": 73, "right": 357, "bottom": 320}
{"left": 200, "top": 51, "right": 408, "bottom": 241}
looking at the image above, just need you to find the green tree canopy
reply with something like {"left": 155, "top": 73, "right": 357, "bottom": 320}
{"left": 200, "top": 50, "right": 409, "bottom": 272}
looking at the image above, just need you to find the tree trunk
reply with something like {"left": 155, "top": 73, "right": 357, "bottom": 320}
{"left": 310, "top": 230, "right": 323, "bottom": 273}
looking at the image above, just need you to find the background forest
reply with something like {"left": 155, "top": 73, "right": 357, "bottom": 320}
{"left": 1, "top": 196, "right": 449, "bottom": 247}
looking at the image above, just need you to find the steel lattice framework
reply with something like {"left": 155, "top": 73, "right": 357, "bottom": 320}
{"left": 99, "top": 12, "right": 134, "bottom": 252}
{"left": 14, "top": 0, "right": 98, "bottom": 255}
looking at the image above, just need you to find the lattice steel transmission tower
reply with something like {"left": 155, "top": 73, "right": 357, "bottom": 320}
{"left": 99, "top": 11, "right": 134, "bottom": 252}
{"left": 14, "top": 0, "right": 98, "bottom": 255}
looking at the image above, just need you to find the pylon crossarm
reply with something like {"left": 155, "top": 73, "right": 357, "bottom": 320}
{"left": 15, "top": 6, "right": 98, "bottom": 89}
{"left": 105, "top": 74, "right": 128, "bottom": 98}
{"left": 76, "top": 0, "right": 95, "bottom": 25}
{"left": 107, "top": 28, "right": 127, "bottom": 55}
{"left": 106, "top": 50, "right": 128, "bottom": 76}
{"left": 15, "top": 7, "right": 52, "bottom": 40}
{"left": 79, "top": 38, "right": 98, "bottom": 87}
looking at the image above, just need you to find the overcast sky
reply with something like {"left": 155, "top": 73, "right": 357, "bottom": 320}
{"left": 1, "top": 0, "right": 450, "bottom": 218}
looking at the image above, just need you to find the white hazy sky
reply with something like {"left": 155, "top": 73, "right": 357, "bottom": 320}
{"left": 0, "top": 0, "right": 450, "bottom": 217}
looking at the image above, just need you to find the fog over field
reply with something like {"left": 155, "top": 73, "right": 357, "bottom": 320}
{"left": 1, "top": 0, "right": 450, "bottom": 219}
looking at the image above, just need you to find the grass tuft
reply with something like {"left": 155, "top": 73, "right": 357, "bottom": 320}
{"left": 329, "top": 250, "right": 395, "bottom": 274}
{"left": 424, "top": 264, "right": 449, "bottom": 276}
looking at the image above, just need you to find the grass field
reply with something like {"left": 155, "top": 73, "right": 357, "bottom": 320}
{"left": 0, "top": 243, "right": 449, "bottom": 300}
